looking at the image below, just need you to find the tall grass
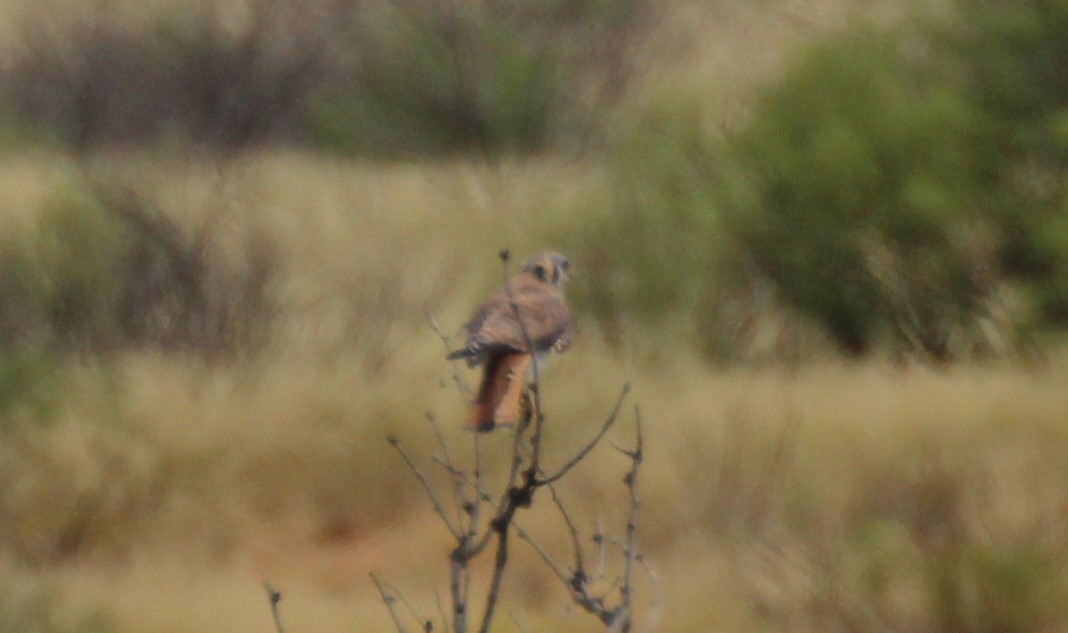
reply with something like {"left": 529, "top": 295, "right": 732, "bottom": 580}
{"left": 2, "top": 150, "right": 1068, "bottom": 632}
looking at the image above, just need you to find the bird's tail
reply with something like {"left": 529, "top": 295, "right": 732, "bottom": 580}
{"left": 469, "top": 354, "right": 531, "bottom": 432}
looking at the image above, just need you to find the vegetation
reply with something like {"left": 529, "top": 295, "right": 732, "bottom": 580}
{"left": 578, "top": 0, "right": 1068, "bottom": 361}
{"left": 0, "top": 0, "right": 1065, "bottom": 632}
{"left": 0, "top": 0, "right": 648, "bottom": 154}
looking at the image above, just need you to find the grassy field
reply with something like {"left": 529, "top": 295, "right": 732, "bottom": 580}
{"left": 2, "top": 1, "right": 1067, "bottom": 632}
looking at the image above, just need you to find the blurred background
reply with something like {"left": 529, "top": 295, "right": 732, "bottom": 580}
{"left": 0, "top": 0, "right": 1066, "bottom": 631}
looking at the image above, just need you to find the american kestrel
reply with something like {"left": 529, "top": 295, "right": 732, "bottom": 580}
{"left": 447, "top": 251, "right": 575, "bottom": 432}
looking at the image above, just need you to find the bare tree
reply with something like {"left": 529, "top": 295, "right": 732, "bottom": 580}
{"left": 383, "top": 250, "right": 655, "bottom": 633}
{"left": 264, "top": 251, "right": 658, "bottom": 633}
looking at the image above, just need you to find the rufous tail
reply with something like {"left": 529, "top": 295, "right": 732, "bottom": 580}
{"left": 469, "top": 354, "right": 531, "bottom": 432}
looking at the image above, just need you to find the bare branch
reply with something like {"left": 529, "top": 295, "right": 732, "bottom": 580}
{"left": 436, "top": 591, "right": 452, "bottom": 633}
{"left": 509, "top": 611, "right": 533, "bottom": 633}
{"left": 550, "top": 605, "right": 575, "bottom": 633}
{"left": 594, "top": 518, "right": 608, "bottom": 581}
{"left": 548, "top": 483, "right": 586, "bottom": 577}
{"left": 389, "top": 435, "right": 462, "bottom": 539}
{"left": 499, "top": 248, "right": 545, "bottom": 470}
{"left": 383, "top": 251, "right": 652, "bottom": 633}
{"left": 514, "top": 521, "right": 572, "bottom": 586}
{"left": 637, "top": 561, "right": 663, "bottom": 633}
{"left": 449, "top": 552, "right": 468, "bottom": 633}
{"left": 387, "top": 579, "right": 434, "bottom": 633}
{"left": 372, "top": 573, "right": 409, "bottom": 633}
{"left": 538, "top": 383, "right": 631, "bottom": 485}
{"left": 478, "top": 517, "right": 511, "bottom": 633}
{"left": 618, "top": 408, "right": 645, "bottom": 633}
{"left": 262, "top": 579, "right": 285, "bottom": 633}
{"left": 427, "top": 307, "right": 473, "bottom": 400}
{"left": 427, "top": 411, "right": 470, "bottom": 534}
{"left": 515, "top": 519, "right": 612, "bottom": 625}
{"left": 473, "top": 433, "right": 486, "bottom": 530}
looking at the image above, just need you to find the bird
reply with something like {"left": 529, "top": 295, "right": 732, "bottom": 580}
{"left": 447, "top": 251, "right": 575, "bottom": 432}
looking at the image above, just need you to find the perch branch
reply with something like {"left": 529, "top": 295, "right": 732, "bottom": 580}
{"left": 427, "top": 307, "right": 473, "bottom": 400}
{"left": 616, "top": 409, "right": 645, "bottom": 632}
{"left": 386, "top": 250, "right": 645, "bottom": 633}
{"left": 389, "top": 435, "right": 462, "bottom": 539}
{"left": 262, "top": 580, "right": 285, "bottom": 633}
{"left": 539, "top": 383, "right": 631, "bottom": 485}
{"left": 372, "top": 573, "right": 409, "bottom": 633}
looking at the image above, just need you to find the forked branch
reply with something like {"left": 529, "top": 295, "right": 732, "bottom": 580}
{"left": 379, "top": 251, "right": 647, "bottom": 633}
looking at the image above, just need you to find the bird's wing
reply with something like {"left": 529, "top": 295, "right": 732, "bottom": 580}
{"left": 466, "top": 275, "right": 573, "bottom": 355}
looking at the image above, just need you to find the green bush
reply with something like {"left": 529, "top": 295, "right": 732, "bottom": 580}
{"left": 718, "top": 33, "right": 996, "bottom": 357}
{"left": 949, "top": 0, "right": 1068, "bottom": 324}
{"left": 563, "top": 90, "right": 749, "bottom": 357}
{"left": 32, "top": 191, "right": 131, "bottom": 348}
{"left": 585, "top": 0, "right": 1067, "bottom": 361}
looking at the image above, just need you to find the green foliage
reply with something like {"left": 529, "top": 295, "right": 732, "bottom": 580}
{"left": 0, "top": 347, "right": 59, "bottom": 427}
{"left": 949, "top": 0, "right": 1068, "bottom": 323}
{"left": 719, "top": 33, "right": 995, "bottom": 356}
{"left": 926, "top": 543, "right": 1066, "bottom": 633}
{"left": 586, "top": 0, "right": 1068, "bottom": 360}
{"left": 32, "top": 191, "right": 131, "bottom": 348}
{"left": 0, "top": 105, "right": 52, "bottom": 150}
{"left": 563, "top": 85, "right": 748, "bottom": 357}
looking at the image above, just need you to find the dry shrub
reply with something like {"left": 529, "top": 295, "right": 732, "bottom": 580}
{"left": 0, "top": 0, "right": 336, "bottom": 150}
{"left": 0, "top": 0, "right": 652, "bottom": 155}
{"left": 0, "top": 182, "right": 278, "bottom": 357}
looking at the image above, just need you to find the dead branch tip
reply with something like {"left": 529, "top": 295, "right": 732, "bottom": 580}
{"left": 263, "top": 579, "right": 286, "bottom": 633}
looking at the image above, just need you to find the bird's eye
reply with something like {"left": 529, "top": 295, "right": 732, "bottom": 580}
{"left": 533, "top": 264, "right": 548, "bottom": 281}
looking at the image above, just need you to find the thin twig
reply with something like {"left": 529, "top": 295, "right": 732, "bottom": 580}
{"left": 473, "top": 433, "right": 486, "bottom": 529}
{"left": 497, "top": 248, "right": 546, "bottom": 476}
{"left": 508, "top": 611, "right": 533, "bottom": 633}
{"left": 449, "top": 551, "right": 468, "bottom": 633}
{"left": 548, "top": 483, "right": 586, "bottom": 578}
{"left": 389, "top": 436, "right": 462, "bottom": 539}
{"left": 436, "top": 591, "right": 452, "bottom": 633}
{"left": 638, "top": 561, "right": 663, "bottom": 633}
{"left": 386, "top": 578, "right": 433, "bottom": 633}
{"left": 617, "top": 408, "right": 644, "bottom": 633}
{"left": 539, "top": 383, "right": 630, "bottom": 485}
{"left": 549, "top": 604, "right": 575, "bottom": 633}
{"left": 478, "top": 515, "right": 512, "bottom": 633}
{"left": 262, "top": 580, "right": 285, "bottom": 633}
{"left": 514, "top": 521, "right": 572, "bottom": 586}
{"left": 402, "top": 251, "right": 648, "bottom": 633}
{"left": 372, "top": 573, "right": 409, "bottom": 633}
{"left": 427, "top": 307, "right": 473, "bottom": 400}
{"left": 427, "top": 411, "right": 470, "bottom": 534}
{"left": 474, "top": 249, "right": 542, "bottom": 633}
{"left": 594, "top": 518, "right": 607, "bottom": 581}
{"left": 515, "top": 522, "right": 612, "bottom": 626}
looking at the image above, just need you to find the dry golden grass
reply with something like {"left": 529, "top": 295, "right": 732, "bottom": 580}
{"left": 5, "top": 343, "right": 1068, "bottom": 632}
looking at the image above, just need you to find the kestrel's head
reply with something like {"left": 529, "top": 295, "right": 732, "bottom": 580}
{"left": 522, "top": 251, "right": 571, "bottom": 289}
